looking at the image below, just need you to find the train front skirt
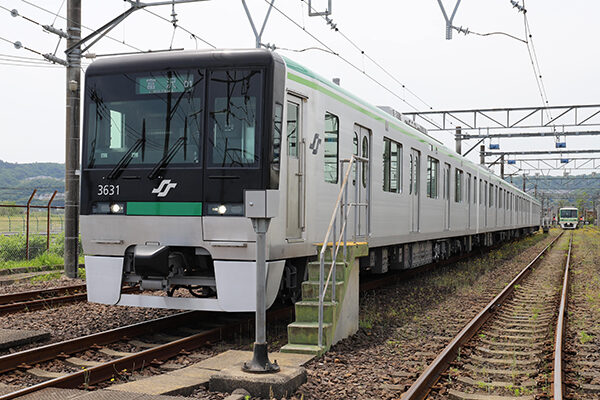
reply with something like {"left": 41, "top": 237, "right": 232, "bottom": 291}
{"left": 85, "top": 256, "right": 285, "bottom": 312}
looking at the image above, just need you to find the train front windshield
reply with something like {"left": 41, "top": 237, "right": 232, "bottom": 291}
{"left": 84, "top": 69, "right": 262, "bottom": 170}
{"left": 560, "top": 209, "right": 577, "bottom": 219}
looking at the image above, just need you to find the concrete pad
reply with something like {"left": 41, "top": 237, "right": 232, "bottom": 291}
{"left": 110, "top": 367, "right": 213, "bottom": 396}
{"left": 16, "top": 388, "right": 188, "bottom": 400}
{"left": 195, "top": 349, "right": 313, "bottom": 370}
{"left": 0, "top": 329, "right": 50, "bottom": 350}
{"left": 0, "top": 383, "right": 21, "bottom": 396}
{"left": 109, "top": 350, "right": 313, "bottom": 397}
{"left": 209, "top": 365, "right": 307, "bottom": 399}
{"left": 15, "top": 388, "right": 87, "bottom": 400}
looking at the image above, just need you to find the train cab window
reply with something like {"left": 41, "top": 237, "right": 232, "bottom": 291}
{"left": 208, "top": 69, "right": 261, "bottom": 168}
{"left": 85, "top": 69, "right": 204, "bottom": 168}
{"left": 455, "top": 169, "right": 463, "bottom": 202}
{"left": 383, "top": 137, "right": 402, "bottom": 193}
{"left": 426, "top": 156, "right": 439, "bottom": 198}
{"left": 324, "top": 112, "right": 339, "bottom": 183}
{"left": 109, "top": 110, "right": 124, "bottom": 149}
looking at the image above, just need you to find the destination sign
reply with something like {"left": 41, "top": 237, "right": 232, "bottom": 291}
{"left": 136, "top": 75, "right": 194, "bottom": 94}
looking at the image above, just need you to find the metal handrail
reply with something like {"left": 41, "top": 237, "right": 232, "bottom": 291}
{"left": 317, "top": 155, "right": 369, "bottom": 348}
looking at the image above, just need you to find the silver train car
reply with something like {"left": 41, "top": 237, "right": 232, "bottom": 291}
{"left": 81, "top": 49, "right": 541, "bottom": 312}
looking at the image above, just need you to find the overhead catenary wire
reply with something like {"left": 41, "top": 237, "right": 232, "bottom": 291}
{"left": 299, "top": 0, "right": 435, "bottom": 111}
{"left": 263, "top": 0, "right": 430, "bottom": 116}
{"left": 20, "top": 0, "right": 144, "bottom": 53}
{"left": 521, "top": 1, "right": 551, "bottom": 120}
{"left": 140, "top": 7, "right": 216, "bottom": 49}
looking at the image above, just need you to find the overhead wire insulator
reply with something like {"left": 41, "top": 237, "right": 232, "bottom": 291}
{"left": 453, "top": 25, "right": 470, "bottom": 35}
{"left": 510, "top": 0, "right": 526, "bottom": 13}
{"left": 43, "top": 53, "right": 68, "bottom": 66}
{"left": 42, "top": 25, "right": 70, "bottom": 39}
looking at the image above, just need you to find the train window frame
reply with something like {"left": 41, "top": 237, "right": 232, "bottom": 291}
{"left": 383, "top": 137, "right": 402, "bottom": 194}
{"left": 426, "top": 156, "right": 439, "bottom": 199}
{"left": 454, "top": 169, "right": 463, "bottom": 203}
{"left": 323, "top": 111, "right": 339, "bottom": 184}
{"left": 207, "top": 69, "right": 262, "bottom": 169}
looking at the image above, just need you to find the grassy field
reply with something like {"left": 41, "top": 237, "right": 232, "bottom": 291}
{"left": 0, "top": 212, "right": 64, "bottom": 234}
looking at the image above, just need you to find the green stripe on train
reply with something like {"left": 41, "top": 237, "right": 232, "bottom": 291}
{"left": 126, "top": 202, "right": 202, "bottom": 216}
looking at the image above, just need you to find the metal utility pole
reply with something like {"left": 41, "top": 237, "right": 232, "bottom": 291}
{"left": 480, "top": 145, "right": 485, "bottom": 165}
{"left": 455, "top": 126, "right": 462, "bottom": 155}
{"left": 65, "top": 0, "right": 81, "bottom": 278}
{"left": 522, "top": 175, "right": 527, "bottom": 192}
{"left": 500, "top": 155, "right": 505, "bottom": 179}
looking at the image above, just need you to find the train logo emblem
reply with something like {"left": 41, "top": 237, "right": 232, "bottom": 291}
{"left": 309, "top": 133, "right": 322, "bottom": 155}
{"left": 152, "top": 179, "right": 177, "bottom": 197}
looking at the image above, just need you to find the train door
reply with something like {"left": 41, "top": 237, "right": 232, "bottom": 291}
{"left": 467, "top": 173, "right": 472, "bottom": 229}
{"left": 285, "top": 96, "right": 305, "bottom": 239}
{"left": 443, "top": 163, "right": 450, "bottom": 230}
{"left": 410, "top": 149, "right": 420, "bottom": 232}
{"left": 354, "top": 124, "right": 371, "bottom": 237}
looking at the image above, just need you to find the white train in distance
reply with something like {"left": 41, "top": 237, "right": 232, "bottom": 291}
{"left": 80, "top": 49, "right": 541, "bottom": 312}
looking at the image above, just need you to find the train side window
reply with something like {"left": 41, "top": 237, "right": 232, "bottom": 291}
{"left": 426, "top": 156, "right": 439, "bottom": 198}
{"left": 454, "top": 169, "right": 463, "bottom": 203}
{"left": 287, "top": 102, "right": 299, "bottom": 157}
{"left": 324, "top": 112, "right": 339, "bottom": 184}
{"left": 489, "top": 184, "right": 494, "bottom": 207}
{"left": 383, "top": 137, "right": 402, "bottom": 193}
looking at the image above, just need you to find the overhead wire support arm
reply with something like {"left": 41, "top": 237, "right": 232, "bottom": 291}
{"left": 65, "top": 0, "right": 212, "bottom": 57}
{"left": 436, "top": 0, "right": 462, "bottom": 40}
{"left": 241, "top": 0, "right": 275, "bottom": 49}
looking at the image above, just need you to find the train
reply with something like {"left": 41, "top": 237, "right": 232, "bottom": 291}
{"left": 80, "top": 49, "right": 541, "bottom": 312}
{"left": 558, "top": 207, "right": 579, "bottom": 229}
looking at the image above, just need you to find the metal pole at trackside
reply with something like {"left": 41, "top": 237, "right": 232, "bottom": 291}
{"left": 242, "top": 190, "right": 280, "bottom": 373}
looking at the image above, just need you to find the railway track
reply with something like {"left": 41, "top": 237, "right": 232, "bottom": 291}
{"left": 0, "top": 306, "right": 293, "bottom": 400}
{"left": 0, "top": 284, "right": 139, "bottom": 315}
{"left": 403, "top": 231, "right": 573, "bottom": 400}
{"left": 0, "top": 233, "right": 545, "bottom": 399}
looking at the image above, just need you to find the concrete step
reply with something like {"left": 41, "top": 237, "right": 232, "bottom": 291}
{"left": 307, "top": 261, "right": 346, "bottom": 281}
{"left": 301, "top": 280, "right": 343, "bottom": 302}
{"left": 287, "top": 322, "right": 333, "bottom": 347}
{"left": 280, "top": 343, "right": 325, "bottom": 356}
{"left": 294, "top": 301, "right": 337, "bottom": 323}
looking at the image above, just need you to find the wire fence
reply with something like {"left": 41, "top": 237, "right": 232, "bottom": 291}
{"left": 0, "top": 189, "right": 73, "bottom": 262}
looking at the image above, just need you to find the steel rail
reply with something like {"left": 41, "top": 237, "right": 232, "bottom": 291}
{"left": 0, "top": 284, "right": 87, "bottom": 305}
{"left": 0, "top": 311, "right": 202, "bottom": 374}
{"left": 0, "top": 286, "right": 138, "bottom": 315}
{"left": 553, "top": 232, "right": 572, "bottom": 400}
{"left": 0, "top": 306, "right": 293, "bottom": 400}
{"left": 402, "top": 231, "right": 564, "bottom": 400}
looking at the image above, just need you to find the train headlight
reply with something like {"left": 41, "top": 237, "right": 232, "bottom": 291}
{"left": 110, "top": 203, "right": 124, "bottom": 214}
{"left": 206, "top": 203, "right": 244, "bottom": 216}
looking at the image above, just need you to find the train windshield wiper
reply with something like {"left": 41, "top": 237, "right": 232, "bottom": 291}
{"left": 107, "top": 120, "right": 146, "bottom": 180}
{"left": 147, "top": 122, "right": 187, "bottom": 180}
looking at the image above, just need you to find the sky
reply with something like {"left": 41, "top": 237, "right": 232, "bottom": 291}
{"left": 1, "top": 0, "right": 599, "bottom": 177}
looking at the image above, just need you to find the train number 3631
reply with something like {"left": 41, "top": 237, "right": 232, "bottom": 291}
{"left": 97, "top": 184, "right": 120, "bottom": 196}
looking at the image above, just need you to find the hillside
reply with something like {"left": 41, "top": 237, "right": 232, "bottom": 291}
{"left": 0, "top": 160, "right": 64, "bottom": 206}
